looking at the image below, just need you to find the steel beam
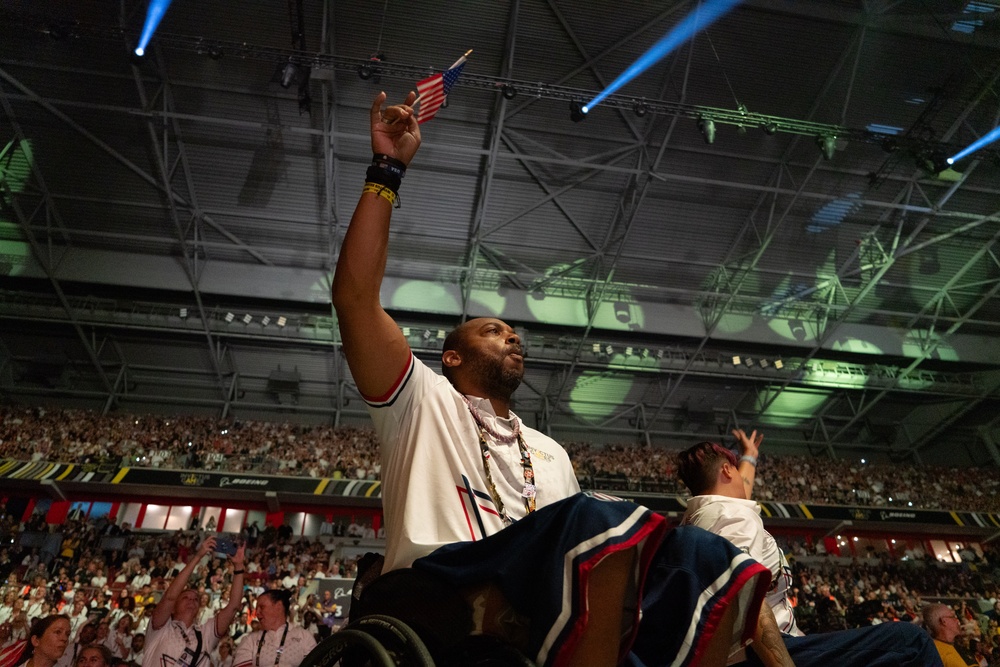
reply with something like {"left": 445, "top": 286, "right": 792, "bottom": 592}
{"left": 0, "top": 91, "right": 115, "bottom": 398}
{"left": 126, "top": 46, "right": 227, "bottom": 398}
{"left": 758, "top": 89, "right": 1000, "bottom": 438}
{"left": 460, "top": 0, "right": 521, "bottom": 321}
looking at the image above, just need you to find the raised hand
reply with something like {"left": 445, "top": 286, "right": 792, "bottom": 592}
{"left": 197, "top": 536, "right": 217, "bottom": 556}
{"left": 369, "top": 91, "right": 421, "bottom": 166}
{"left": 232, "top": 544, "right": 245, "bottom": 570}
{"left": 732, "top": 428, "right": 763, "bottom": 458}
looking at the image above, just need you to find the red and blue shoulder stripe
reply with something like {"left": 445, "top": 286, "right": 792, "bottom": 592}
{"left": 362, "top": 353, "right": 415, "bottom": 408}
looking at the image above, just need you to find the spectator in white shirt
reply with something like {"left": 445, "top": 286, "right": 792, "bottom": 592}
{"left": 90, "top": 570, "right": 108, "bottom": 589}
{"left": 130, "top": 569, "right": 151, "bottom": 590}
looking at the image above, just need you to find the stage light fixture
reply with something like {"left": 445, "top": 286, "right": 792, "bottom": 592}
{"left": 633, "top": 101, "right": 649, "bottom": 117}
{"left": 501, "top": 84, "right": 517, "bottom": 100}
{"left": 261, "top": 316, "right": 270, "bottom": 326}
{"left": 732, "top": 355, "right": 741, "bottom": 366}
{"left": 774, "top": 359, "right": 784, "bottom": 370}
{"left": 242, "top": 314, "right": 252, "bottom": 324}
{"left": 919, "top": 152, "right": 951, "bottom": 176}
{"left": 880, "top": 137, "right": 899, "bottom": 154}
{"left": 179, "top": 308, "right": 187, "bottom": 319}
{"left": 128, "top": 47, "right": 148, "bottom": 67}
{"left": 224, "top": 312, "right": 235, "bottom": 323}
{"left": 570, "top": 100, "right": 588, "bottom": 123}
{"left": 592, "top": 343, "right": 601, "bottom": 354}
{"left": 276, "top": 316, "right": 287, "bottom": 327}
{"left": 280, "top": 60, "right": 299, "bottom": 89}
{"left": 357, "top": 52, "right": 384, "bottom": 82}
{"left": 134, "top": 0, "right": 172, "bottom": 59}
{"left": 788, "top": 318, "right": 807, "bottom": 342}
{"left": 697, "top": 116, "right": 716, "bottom": 144}
{"left": 817, "top": 134, "right": 837, "bottom": 161}
{"left": 761, "top": 122, "right": 778, "bottom": 135}
{"left": 625, "top": 347, "right": 633, "bottom": 356}
{"left": 437, "top": 329, "right": 446, "bottom": 340}
{"left": 613, "top": 300, "right": 631, "bottom": 323}
{"left": 745, "top": 357, "right": 754, "bottom": 367}
{"left": 605, "top": 345, "right": 614, "bottom": 355}
{"left": 423, "top": 329, "right": 432, "bottom": 340}
{"left": 401, "top": 327, "right": 411, "bottom": 337}
{"left": 759, "top": 358, "right": 769, "bottom": 368}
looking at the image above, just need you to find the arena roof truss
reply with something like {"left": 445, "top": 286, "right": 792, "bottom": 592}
{"left": 1, "top": 0, "right": 999, "bottom": 466}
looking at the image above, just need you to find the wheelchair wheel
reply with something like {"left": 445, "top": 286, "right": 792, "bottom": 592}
{"left": 353, "top": 615, "right": 435, "bottom": 667}
{"left": 299, "top": 628, "right": 396, "bottom": 667}
{"left": 440, "top": 634, "right": 537, "bottom": 667}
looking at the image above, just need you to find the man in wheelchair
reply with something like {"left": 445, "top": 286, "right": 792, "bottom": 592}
{"left": 330, "top": 92, "right": 777, "bottom": 667}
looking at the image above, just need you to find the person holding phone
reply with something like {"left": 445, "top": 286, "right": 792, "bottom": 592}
{"left": 142, "top": 538, "right": 244, "bottom": 667}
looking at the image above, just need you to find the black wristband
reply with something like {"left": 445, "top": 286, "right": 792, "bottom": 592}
{"left": 365, "top": 165, "right": 401, "bottom": 193}
{"left": 232, "top": 569, "right": 245, "bottom": 575}
{"left": 372, "top": 154, "right": 407, "bottom": 178}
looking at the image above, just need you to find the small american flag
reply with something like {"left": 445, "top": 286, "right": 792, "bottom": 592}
{"left": 415, "top": 53, "right": 468, "bottom": 124}
{"left": 0, "top": 640, "right": 27, "bottom": 667}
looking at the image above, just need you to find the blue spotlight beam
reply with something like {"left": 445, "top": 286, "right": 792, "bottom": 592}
{"left": 135, "top": 0, "right": 173, "bottom": 56}
{"left": 583, "top": 0, "right": 742, "bottom": 113}
{"left": 948, "top": 124, "right": 1000, "bottom": 164}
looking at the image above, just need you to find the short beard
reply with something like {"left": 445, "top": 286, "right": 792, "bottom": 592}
{"left": 467, "top": 350, "right": 523, "bottom": 399}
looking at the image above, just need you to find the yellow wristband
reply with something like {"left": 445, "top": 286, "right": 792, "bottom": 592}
{"left": 362, "top": 182, "right": 398, "bottom": 208}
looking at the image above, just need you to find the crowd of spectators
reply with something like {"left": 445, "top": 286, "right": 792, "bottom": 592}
{"left": 5, "top": 508, "right": 1000, "bottom": 665}
{"left": 777, "top": 541, "right": 1000, "bottom": 666}
{"left": 567, "top": 441, "right": 1000, "bottom": 513}
{"left": 0, "top": 407, "right": 380, "bottom": 480}
{"left": 0, "top": 508, "right": 365, "bottom": 667}
{"left": 4, "top": 405, "right": 1000, "bottom": 513}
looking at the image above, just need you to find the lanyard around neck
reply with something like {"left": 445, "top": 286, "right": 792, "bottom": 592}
{"left": 255, "top": 623, "right": 289, "bottom": 667}
{"left": 466, "top": 404, "right": 537, "bottom": 524}
{"left": 179, "top": 626, "right": 202, "bottom": 667}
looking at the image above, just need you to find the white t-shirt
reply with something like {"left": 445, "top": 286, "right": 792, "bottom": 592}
{"left": 105, "top": 629, "right": 132, "bottom": 660}
{"left": 143, "top": 618, "right": 219, "bottom": 667}
{"left": 24, "top": 600, "right": 45, "bottom": 624}
{"left": 54, "top": 642, "right": 82, "bottom": 667}
{"left": 681, "top": 495, "right": 802, "bottom": 637}
{"left": 67, "top": 606, "right": 92, "bottom": 635}
{"left": 366, "top": 354, "right": 580, "bottom": 571}
{"left": 231, "top": 624, "right": 316, "bottom": 667}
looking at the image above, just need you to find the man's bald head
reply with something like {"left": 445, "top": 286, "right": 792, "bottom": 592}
{"left": 923, "top": 603, "right": 961, "bottom": 643}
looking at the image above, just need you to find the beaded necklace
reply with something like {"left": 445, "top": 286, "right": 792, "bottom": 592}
{"left": 462, "top": 396, "right": 536, "bottom": 524}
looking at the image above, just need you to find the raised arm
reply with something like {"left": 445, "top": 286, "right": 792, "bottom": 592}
{"left": 332, "top": 91, "right": 422, "bottom": 399}
{"left": 214, "top": 545, "right": 245, "bottom": 636}
{"left": 151, "top": 537, "right": 214, "bottom": 631}
{"left": 734, "top": 428, "right": 762, "bottom": 500}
